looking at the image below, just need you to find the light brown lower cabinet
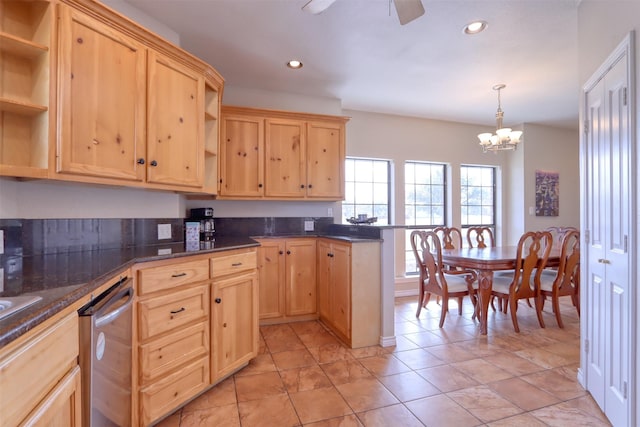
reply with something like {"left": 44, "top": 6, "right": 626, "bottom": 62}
{"left": 317, "top": 239, "right": 381, "bottom": 348}
{"left": 0, "top": 312, "right": 81, "bottom": 426}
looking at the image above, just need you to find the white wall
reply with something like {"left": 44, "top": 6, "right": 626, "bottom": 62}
{"left": 100, "top": 0, "right": 181, "bottom": 45}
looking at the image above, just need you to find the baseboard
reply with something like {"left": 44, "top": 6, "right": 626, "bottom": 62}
{"left": 379, "top": 335, "right": 397, "bottom": 347}
{"left": 395, "top": 289, "right": 418, "bottom": 298}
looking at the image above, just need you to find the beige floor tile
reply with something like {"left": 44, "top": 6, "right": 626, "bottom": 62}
{"left": 182, "top": 376, "right": 236, "bottom": 411}
{"left": 392, "top": 347, "right": 446, "bottom": 370}
{"left": 280, "top": 365, "right": 334, "bottom": 393}
{"left": 238, "top": 394, "right": 301, "bottom": 427}
{"left": 262, "top": 327, "right": 306, "bottom": 353}
{"left": 235, "top": 371, "right": 286, "bottom": 402}
{"left": 483, "top": 352, "right": 546, "bottom": 376}
{"left": 402, "top": 330, "right": 447, "bottom": 347}
{"left": 322, "top": 359, "right": 374, "bottom": 385}
{"left": 486, "top": 412, "right": 548, "bottom": 426}
{"left": 303, "top": 414, "right": 364, "bottom": 427}
{"left": 488, "top": 377, "right": 560, "bottom": 411}
{"left": 308, "top": 342, "right": 356, "bottom": 364}
{"left": 514, "top": 347, "right": 573, "bottom": 369}
{"left": 298, "top": 330, "right": 342, "bottom": 348}
{"left": 289, "top": 387, "right": 353, "bottom": 424}
{"left": 358, "top": 353, "right": 412, "bottom": 377}
{"left": 356, "top": 403, "right": 424, "bottom": 427}
{"left": 154, "top": 411, "right": 181, "bottom": 427}
{"left": 388, "top": 334, "right": 421, "bottom": 352}
{"left": 424, "top": 343, "right": 479, "bottom": 363}
{"left": 349, "top": 345, "right": 392, "bottom": 359}
{"left": 378, "top": 370, "right": 440, "bottom": 402}
{"left": 272, "top": 348, "right": 318, "bottom": 370}
{"left": 562, "top": 395, "right": 612, "bottom": 424}
{"left": 530, "top": 399, "right": 612, "bottom": 426}
{"left": 451, "top": 358, "right": 514, "bottom": 384}
{"left": 405, "top": 394, "right": 482, "bottom": 427}
{"left": 180, "top": 402, "right": 240, "bottom": 427}
{"left": 335, "top": 377, "right": 399, "bottom": 412}
{"left": 395, "top": 320, "right": 425, "bottom": 334}
{"left": 447, "top": 385, "right": 523, "bottom": 422}
{"left": 232, "top": 352, "right": 277, "bottom": 377}
{"left": 416, "top": 364, "right": 480, "bottom": 392}
{"left": 289, "top": 320, "right": 329, "bottom": 336}
{"left": 520, "top": 368, "right": 588, "bottom": 400}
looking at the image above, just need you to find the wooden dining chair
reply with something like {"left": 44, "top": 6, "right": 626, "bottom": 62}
{"left": 545, "top": 226, "right": 578, "bottom": 248}
{"left": 466, "top": 226, "right": 495, "bottom": 249}
{"left": 410, "top": 230, "right": 477, "bottom": 325}
{"left": 490, "top": 230, "right": 553, "bottom": 332}
{"left": 538, "top": 229, "right": 580, "bottom": 328}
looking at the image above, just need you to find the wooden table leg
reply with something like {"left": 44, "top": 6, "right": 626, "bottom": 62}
{"left": 477, "top": 270, "right": 493, "bottom": 335}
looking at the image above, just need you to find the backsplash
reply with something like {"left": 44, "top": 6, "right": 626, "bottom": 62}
{"left": 0, "top": 217, "right": 337, "bottom": 256}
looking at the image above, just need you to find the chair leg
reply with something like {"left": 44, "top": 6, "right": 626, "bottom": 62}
{"left": 439, "top": 297, "right": 448, "bottom": 328}
{"left": 535, "top": 295, "right": 546, "bottom": 328}
{"left": 416, "top": 286, "right": 424, "bottom": 318}
{"left": 509, "top": 297, "right": 520, "bottom": 333}
{"left": 572, "top": 293, "right": 580, "bottom": 317}
{"left": 457, "top": 296, "right": 463, "bottom": 315}
{"left": 525, "top": 298, "right": 533, "bottom": 308}
{"left": 552, "top": 296, "right": 564, "bottom": 328}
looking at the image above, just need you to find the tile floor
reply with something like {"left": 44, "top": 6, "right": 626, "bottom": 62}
{"left": 155, "top": 295, "right": 610, "bottom": 426}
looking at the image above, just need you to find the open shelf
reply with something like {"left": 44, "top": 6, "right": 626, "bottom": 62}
{"left": 0, "top": 98, "right": 48, "bottom": 116}
{"left": 0, "top": 31, "right": 48, "bottom": 58}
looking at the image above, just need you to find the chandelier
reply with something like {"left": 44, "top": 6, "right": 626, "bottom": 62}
{"left": 477, "top": 84, "right": 523, "bottom": 153}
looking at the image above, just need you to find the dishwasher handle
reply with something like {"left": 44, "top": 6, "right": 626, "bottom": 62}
{"left": 95, "top": 286, "right": 134, "bottom": 328}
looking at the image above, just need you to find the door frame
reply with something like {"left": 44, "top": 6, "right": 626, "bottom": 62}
{"left": 579, "top": 30, "right": 637, "bottom": 426}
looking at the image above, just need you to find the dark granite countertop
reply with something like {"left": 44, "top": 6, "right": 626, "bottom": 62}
{"left": 0, "top": 236, "right": 259, "bottom": 348}
{"left": 251, "top": 234, "right": 383, "bottom": 243}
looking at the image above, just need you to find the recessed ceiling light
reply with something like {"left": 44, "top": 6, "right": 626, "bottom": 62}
{"left": 464, "top": 21, "right": 487, "bottom": 35}
{"left": 286, "top": 60, "right": 303, "bottom": 69}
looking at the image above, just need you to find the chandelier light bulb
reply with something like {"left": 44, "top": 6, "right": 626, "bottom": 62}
{"left": 477, "top": 84, "right": 523, "bottom": 153}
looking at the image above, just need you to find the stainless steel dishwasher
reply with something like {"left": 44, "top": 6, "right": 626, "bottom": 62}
{"left": 79, "top": 276, "right": 134, "bottom": 427}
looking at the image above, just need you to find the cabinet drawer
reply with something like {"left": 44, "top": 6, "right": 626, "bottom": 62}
{"left": 139, "top": 356, "right": 209, "bottom": 426}
{"left": 0, "top": 313, "right": 79, "bottom": 427}
{"left": 211, "top": 249, "right": 257, "bottom": 278}
{"left": 138, "top": 259, "right": 209, "bottom": 296}
{"left": 139, "top": 321, "right": 209, "bottom": 384}
{"left": 138, "top": 284, "right": 209, "bottom": 341}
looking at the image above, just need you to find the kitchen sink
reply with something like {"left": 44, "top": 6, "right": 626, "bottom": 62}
{"left": 0, "top": 296, "right": 43, "bottom": 321}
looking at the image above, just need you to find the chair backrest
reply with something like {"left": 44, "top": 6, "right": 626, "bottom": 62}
{"left": 545, "top": 226, "right": 578, "bottom": 248}
{"left": 553, "top": 230, "right": 580, "bottom": 295}
{"left": 409, "top": 230, "right": 446, "bottom": 295}
{"left": 433, "top": 226, "right": 463, "bottom": 250}
{"left": 466, "top": 227, "right": 495, "bottom": 248}
{"left": 512, "top": 230, "right": 554, "bottom": 299}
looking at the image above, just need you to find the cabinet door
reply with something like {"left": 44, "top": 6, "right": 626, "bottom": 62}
{"left": 212, "top": 271, "right": 258, "bottom": 380}
{"left": 21, "top": 365, "right": 82, "bottom": 427}
{"left": 147, "top": 51, "right": 204, "bottom": 187}
{"left": 57, "top": 6, "right": 146, "bottom": 181}
{"left": 285, "top": 239, "right": 317, "bottom": 316}
{"left": 306, "top": 121, "right": 344, "bottom": 199}
{"left": 219, "top": 114, "right": 264, "bottom": 196}
{"left": 317, "top": 240, "right": 332, "bottom": 321}
{"left": 256, "top": 239, "right": 286, "bottom": 319}
{"left": 330, "top": 243, "right": 351, "bottom": 340}
{"left": 264, "top": 118, "right": 306, "bottom": 197}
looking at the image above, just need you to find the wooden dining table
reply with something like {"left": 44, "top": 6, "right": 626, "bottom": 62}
{"left": 441, "top": 246, "right": 560, "bottom": 334}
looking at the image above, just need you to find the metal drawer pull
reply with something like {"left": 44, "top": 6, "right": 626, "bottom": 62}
{"left": 170, "top": 307, "right": 185, "bottom": 314}
{"left": 598, "top": 258, "right": 611, "bottom": 264}
{"left": 232, "top": 262, "right": 243, "bottom": 266}
{"left": 171, "top": 272, "right": 187, "bottom": 278}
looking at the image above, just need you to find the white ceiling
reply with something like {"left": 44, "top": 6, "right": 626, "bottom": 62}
{"left": 123, "top": 0, "right": 580, "bottom": 129}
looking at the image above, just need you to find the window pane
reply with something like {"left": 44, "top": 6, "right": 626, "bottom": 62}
{"left": 343, "top": 158, "right": 391, "bottom": 225}
{"left": 461, "top": 165, "right": 495, "bottom": 228}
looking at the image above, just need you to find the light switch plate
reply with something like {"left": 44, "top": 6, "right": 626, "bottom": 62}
{"left": 0, "top": 230, "right": 4, "bottom": 255}
{"left": 157, "top": 224, "right": 172, "bottom": 240}
{"left": 304, "top": 220, "right": 314, "bottom": 231}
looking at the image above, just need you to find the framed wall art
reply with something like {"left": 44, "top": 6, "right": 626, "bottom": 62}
{"left": 535, "top": 170, "right": 559, "bottom": 216}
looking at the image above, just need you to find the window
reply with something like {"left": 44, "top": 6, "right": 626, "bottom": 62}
{"left": 404, "top": 161, "right": 446, "bottom": 274}
{"left": 343, "top": 157, "right": 390, "bottom": 224}
{"left": 461, "top": 165, "right": 496, "bottom": 243}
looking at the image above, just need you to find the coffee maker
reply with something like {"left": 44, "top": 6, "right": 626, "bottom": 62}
{"left": 185, "top": 208, "right": 215, "bottom": 249}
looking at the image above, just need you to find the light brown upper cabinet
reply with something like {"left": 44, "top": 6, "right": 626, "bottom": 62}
{"left": 0, "top": 0, "right": 53, "bottom": 178}
{"left": 147, "top": 51, "right": 204, "bottom": 187}
{"left": 219, "top": 106, "right": 348, "bottom": 201}
{"left": 1, "top": 0, "right": 223, "bottom": 193}
{"left": 57, "top": 5, "right": 147, "bottom": 182}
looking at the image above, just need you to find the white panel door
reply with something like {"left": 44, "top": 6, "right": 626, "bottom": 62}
{"left": 584, "top": 42, "right": 631, "bottom": 427}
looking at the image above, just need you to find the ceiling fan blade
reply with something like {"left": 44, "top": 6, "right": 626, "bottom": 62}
{"left": 394, "top": 0, "right": 425, "bottom": 25}
{"left": 302, "top": 0, "right": 338, "bottom": 14}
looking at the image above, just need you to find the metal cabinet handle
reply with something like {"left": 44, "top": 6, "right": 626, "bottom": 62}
{"left": 258, "top": 183, "right": 263, "bottom": 188}
{"left": 150, "top": 160, "right": 158, "bottom": 167}
{"left": 232, "top": 262, "right": 242, "bottom": 266}
{"left": 171, "top": 272, "right": 187, "bottom": 278}
{"left": 170, "top": 307, "right": 185, "bottom": 314}
{"left": 598, "top": 258, "right": 611, "bottom": 264}
{"left": 279, "top": 251, "right": 284, "bottom": 255}
{"left": 137, "top": 158, "right": 145, "bottom": 165}
{"left": 286, "top": 250, "right": 291, "bottom": 255}
{"left": 308, "top": 184, "right": 313, "bottom": 188}
{"left": 300, "top": 184, "right": 305, "bottom": 188}
{"left": 215, "top": 298, "right": 222, "bottom": 304}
